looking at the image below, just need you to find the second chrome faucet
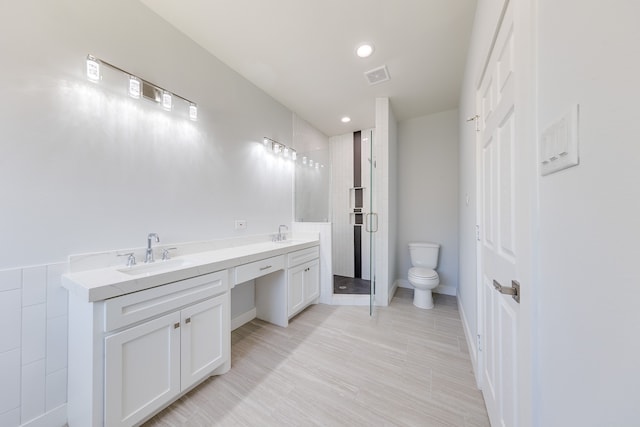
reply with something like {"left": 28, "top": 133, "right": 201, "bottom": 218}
{"left": 276, "top": 225, "right": 288, "bottom": 241}
{"left": 145, "top": 233, "right": 160, "bottom": 263}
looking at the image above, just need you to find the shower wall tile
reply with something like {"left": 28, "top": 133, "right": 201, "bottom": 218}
{"left": 0, "top": 349, "right": 21, "bottom": 415}
{"left": 0, "top": 269, "right": 21, "bottom": 292}
{"left": 0, "top": 289, "right": 21, "bottom": 353}
{"left": 46, "top": 315, "right": 68, "bottom": 374}
{"left": 46, "top": 368, "right": 67, "bottom": 411}
{"left": 46, "top": 263, "right": 68, "bottom": 319}
{"left": 0, "top": 263, "right": 70, "bottom": 426}
{"left": 21, "top": 303, "right": 46, "bottom": 365}
{"left": 22, "top": 266, "right": 47, "bottom": 307}
{"left": 330, "top": 133, "right": 355, "bottom": 277}
{"left": 21, "top": 359, "right": 46, "bottom": 422}
{"left": 0, "top": 407, "right": 20, "bottom": 427}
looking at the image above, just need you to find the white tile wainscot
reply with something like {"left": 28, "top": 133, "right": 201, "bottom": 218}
{"left": 62, "top": 234, "right": 320, "bottom": 427}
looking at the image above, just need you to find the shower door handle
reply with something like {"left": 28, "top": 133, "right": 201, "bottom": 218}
{"left": 366, "top": 213, "right": 379, "bottom": 233}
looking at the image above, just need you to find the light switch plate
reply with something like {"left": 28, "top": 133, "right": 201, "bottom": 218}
{"left": 540, "top": 104, "right": 579, "bottom": 176}
{"left": 234, "top": 220, "right": 247, "bottom": 230}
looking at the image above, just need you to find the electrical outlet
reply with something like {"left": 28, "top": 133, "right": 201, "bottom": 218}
{"left": 234, "top": 220, "right": 247, "bottom": 230}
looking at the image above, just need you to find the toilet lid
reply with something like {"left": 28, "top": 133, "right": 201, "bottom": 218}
{"left": 409, "top": 267, "right": 438, "bottom": 279}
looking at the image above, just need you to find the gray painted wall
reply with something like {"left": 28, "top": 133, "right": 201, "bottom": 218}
{"left": 396, "top": 109, "right": 459, "bottom": 294}
{"left": 0, "top": 0, "right": 297, "bottom": 270}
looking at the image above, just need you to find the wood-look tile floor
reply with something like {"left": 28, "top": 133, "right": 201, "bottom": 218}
{"left": 144, "top": 288, "right": 490, "bottom": 427}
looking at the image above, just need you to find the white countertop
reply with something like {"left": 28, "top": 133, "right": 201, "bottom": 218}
{"left": 62, "top": 237, "right": 319, "bottom": 302}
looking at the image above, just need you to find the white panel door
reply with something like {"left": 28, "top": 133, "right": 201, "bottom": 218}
{"left": 180, "top": 294, "right": 229, "bottom": 391}
{"left": 478, "top": 2, "right": 522, "bottom": 426}
{"left": 105, "top": 311, "right": 181, "bottom": 427}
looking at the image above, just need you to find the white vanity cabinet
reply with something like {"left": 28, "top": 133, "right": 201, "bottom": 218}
{"left": 67, "top": 270, "right": 230, "bottom": 427}
{"left": 287, "top": 247, "right": 320, "bottom": 318}
{"left": 104, "top": 311, "right": 180, "bottom": 427}
{"left": 287, "top": 259, "right": 320, "bottom": 317}
{"left": 64, "top": 237, "right": 322, "bottom": 426}
{"left": 253, "top": 246, "right": 320, "bottom": 327}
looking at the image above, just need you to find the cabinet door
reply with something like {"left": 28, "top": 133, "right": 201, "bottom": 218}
{"left": 105, "top": 311, "right": 181, "bottom": 427}
{"left": 303, "top": 259, "right": 320, "bottom": 304}
{"left": 287, "top": 264, "right": 305, "bottom": 317}
{"left": 181, "top": 293, "right": 229, "bottom": 391}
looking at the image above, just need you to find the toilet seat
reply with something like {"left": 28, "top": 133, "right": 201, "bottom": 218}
{"left": 409, "top": 267, "right": 438, "bottom": 279}
{"left": 408, "top": 267, "right": 439, "bottom": 286}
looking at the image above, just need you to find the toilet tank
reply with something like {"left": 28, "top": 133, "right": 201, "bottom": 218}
{"left": 408, "top": 242, "right": 440, "bottom": 269}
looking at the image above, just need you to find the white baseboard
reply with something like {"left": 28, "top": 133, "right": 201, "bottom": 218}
{"left": 231, "top": 308, "right": 256, "bottom": 331}
{"left": 395, "top": 279, "right": 457, "bottom": 296}
{"left": 22, "top": 404, "right": 66, "bottom": 427}
{"left": 396, "top": 279, "right": 411, "bottom": 289}
{"left": 458, "top": 294, "right": 480, "bottom": 388}
{"left": 435, "top": 284, "right": 457, "bottom": 296}
{"left": 389, "top": 280, "right": 400, "bottom": 303}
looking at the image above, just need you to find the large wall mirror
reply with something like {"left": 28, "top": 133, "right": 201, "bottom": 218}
{"left": 293, "top": 115, "right": 330, "bottom": 222}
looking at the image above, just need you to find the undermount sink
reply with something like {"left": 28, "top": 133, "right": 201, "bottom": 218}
{"left": 273, "top": 239, "right": 302, "bottom": 245}
{"left": 118, "top": 258, "right": 194, "bottom": 276}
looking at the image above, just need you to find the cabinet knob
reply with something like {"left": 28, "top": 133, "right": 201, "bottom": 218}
{"left": 185, "top": 318, "right": 191, "bottom": 324}
{"left": 174, "top": 323, "right": 180, "bottom": 329}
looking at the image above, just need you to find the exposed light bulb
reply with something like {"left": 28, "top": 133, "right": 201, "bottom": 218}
{"left": 273, "top": 143, "right": 281, "bottom": 155}
{"left": 162, "top": 91, "right": 172, "bottom": 111}
{"left": 189, "top": 104, "right": 198, "bottom": 121}
{"left": 291, "top": 150, "right": 297, "bottom": 161}
{"left": 309, "top": 160, "right": 314, "bottom": 167}
{"left": 284, "top": 147, "right": 290, "bottom": 158}
{"left": 315, "top": 163, "right": 319, "bottom": 169}
{"left": 302, "top": 156, "right": 307, "bottom": 165}
{"left": 86, "top": 56, "right": 100, "bottom": 81}
{"left": 128, "top": 76, "right": 141, "bottom": 99}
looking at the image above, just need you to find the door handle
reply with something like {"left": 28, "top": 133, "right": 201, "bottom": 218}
{"left": 492, "top": 280, "right": 520, "bottom": 303}
{"left": 366, "top": 213, "right": 379, "bottom": 233}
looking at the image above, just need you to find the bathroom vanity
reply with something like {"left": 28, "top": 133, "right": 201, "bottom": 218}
{"left": 62, "top": 236, "right": 320, "bottom": 427}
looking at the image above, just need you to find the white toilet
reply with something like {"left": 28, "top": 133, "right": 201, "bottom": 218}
{"left": 407, "top": 242, "right": 440, "bottom": 309}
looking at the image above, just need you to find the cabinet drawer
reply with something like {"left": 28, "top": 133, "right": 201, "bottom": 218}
{"left": 287, "top": 246, "right": 319, "bottom": 268}
{"left": 234, "top": 255, "right": 285, "bottom": 284}
{"left": 104, "top": 270, "right": 228, "bottom": 332}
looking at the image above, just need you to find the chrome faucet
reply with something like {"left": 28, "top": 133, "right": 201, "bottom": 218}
{"left": 145, "top": 233, "right": 160, "bottom": 263}
{"left": 277, "top": 225, "right": 288, "bottom": 241}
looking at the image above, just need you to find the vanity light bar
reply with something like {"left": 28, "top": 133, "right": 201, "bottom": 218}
{"left": 263, "top": 137, "right": 297, "bottom": 162}
{"left": 86, "top": 54, "right": 197, "bottom": 121}
{"left": 262, "top": 137, "right": 322, "bottom": 169}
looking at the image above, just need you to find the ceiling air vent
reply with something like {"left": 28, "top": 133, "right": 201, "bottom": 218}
{"left": 364, "top": 65, "right": 390, "bottom": 85}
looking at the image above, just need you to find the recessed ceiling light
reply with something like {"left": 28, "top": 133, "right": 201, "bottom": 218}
{"left": 356, "top": 43, "right": 374, "bottom": 58}
{"left": 341, "top": 116, "right": 351, "bottom": 123}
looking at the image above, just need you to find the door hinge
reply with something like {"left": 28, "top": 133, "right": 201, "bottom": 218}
{"left": 477, "top": 334, "right": 482, "bottom": 352}
{"left": 475, "top": 225, "right": 480, "bottom": 241}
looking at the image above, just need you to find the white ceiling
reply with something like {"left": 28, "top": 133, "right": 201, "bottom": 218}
{"left": 139, "top": 0, "right": 477, "bottom": 137}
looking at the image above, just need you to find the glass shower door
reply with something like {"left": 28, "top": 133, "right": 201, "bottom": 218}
{"left": 365, "top": 130, "right": 377, "bottom": 315}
